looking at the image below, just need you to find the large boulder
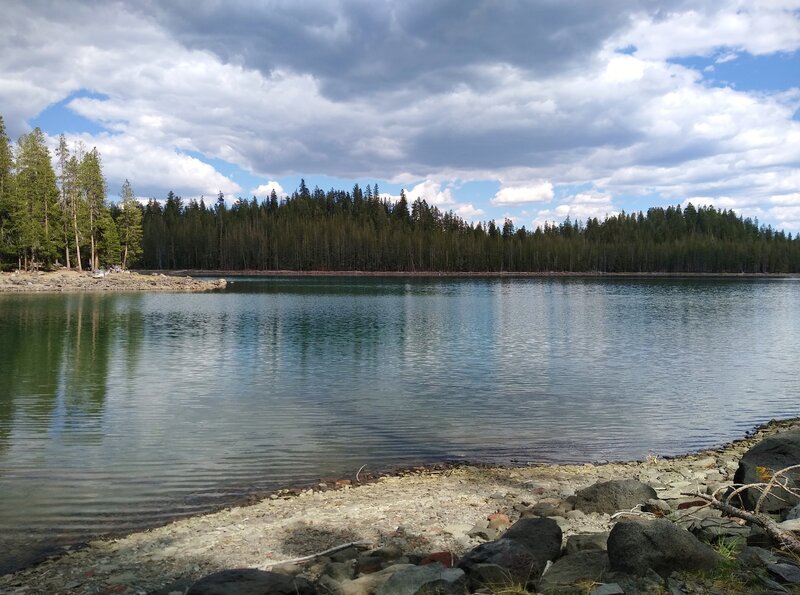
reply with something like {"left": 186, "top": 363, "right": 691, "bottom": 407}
{"left": 187, "top": 569, "right": 316, "bottom": 595}
{"left": 458, "top": 539, "right": 538, "bottom": 589}
{"left": 607, "top": 518, "right": 723, "bottom": 577}
{"left": 501, "top": 517, "right": 563, "bottom": 563}
{"left": 459, "top": 517, "right": 562, "bottom": 589}
{"left": 572, "top": 480, "right": 657, "bottom": 515}
{"left": 733, "top": 429, "right": 800, "bottom": 514}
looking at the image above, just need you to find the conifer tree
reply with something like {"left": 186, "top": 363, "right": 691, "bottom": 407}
{"left": 79, "top": 148, "right": 107, "bottom": 270}
{"left": 0, "top": 116, "right": 14, "bottom": 266}
{"left": 13, "top": 128, "right": 60, "bottom": 269}
{"left": 117, "top": 179, "right": 143, "bottom": 269}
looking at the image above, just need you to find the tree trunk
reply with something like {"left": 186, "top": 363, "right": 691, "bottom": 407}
{"left": 72, "top": 210, "right": 82, "bottom": 271}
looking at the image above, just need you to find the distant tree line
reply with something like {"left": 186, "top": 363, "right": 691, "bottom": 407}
{"left": 140, "top": 180, "right": 800, "bottom": 273}
{"left": 2, "top": 114, "right": 798, "bottom": 273}
{"left": 0, "top": 115, "right": 142, "bottom": 271}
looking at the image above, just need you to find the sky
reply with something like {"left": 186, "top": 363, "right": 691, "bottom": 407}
{"left": 2, "top": 1, "right": 800, "bottom": 232}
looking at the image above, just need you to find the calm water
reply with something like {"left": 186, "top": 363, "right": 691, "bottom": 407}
{"left": 0, "top": 277, "right": 798, "bottom": 573}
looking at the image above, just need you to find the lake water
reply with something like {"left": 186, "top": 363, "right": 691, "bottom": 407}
{"left": 1, "top": 276, "right": 798, "bottom": 573}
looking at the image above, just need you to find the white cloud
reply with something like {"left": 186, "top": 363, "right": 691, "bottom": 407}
{"left": 1, "top": 1, "right": 799, "bottom": 231}
{"left": 613, "top": 4, "right": 800, "bottom": 61}
{"left": 405, "top": 180, "right": 456, "bottom": 206}
{"left": 533, "top": 191, "right": 617, "bottom": 230}
{"left": 491, "top": 182, "right": 554, "bottom": 206}
{"left": 454, "top": 203, "right": 485, "bottom": 221}
{"left": 251, "top": 181, "right": 286, "bottom": 198}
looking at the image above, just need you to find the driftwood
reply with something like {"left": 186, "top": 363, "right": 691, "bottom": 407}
{"left": 260, "top": 540, "right": 373, "bottom": 570}
{"left": 685, "top": 464, "right": 800, "bottom": 555}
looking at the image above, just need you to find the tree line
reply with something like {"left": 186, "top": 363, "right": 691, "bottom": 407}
{"left": 140, "top": 180, "right": 800, "bottom": 273}
{"left": 2, "top": 114, "right": 799, "bottom": 274}
{"left": 0, "top": 116, "right": 141, "bottom": 272}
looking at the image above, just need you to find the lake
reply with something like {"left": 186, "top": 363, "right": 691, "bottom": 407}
{"left": 0, "top": 276, "right": 798, "bottom": 574}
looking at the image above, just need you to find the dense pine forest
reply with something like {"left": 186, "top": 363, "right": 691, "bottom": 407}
{"left": 2, "top": 116, "right": 799, "bottom": 274}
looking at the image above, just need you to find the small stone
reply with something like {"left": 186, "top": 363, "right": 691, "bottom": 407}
{"left": 565, "top": 532, "right": 608, "bottom": 555}
{"left": 487, "top": 517, "right": 511, "bottom": 531}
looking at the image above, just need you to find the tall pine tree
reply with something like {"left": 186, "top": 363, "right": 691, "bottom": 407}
{"left": 13, "top": 128, "right": 60, "bottom": 270}
{"left": 117, "top": 179, "right": 143, "bottom": 269}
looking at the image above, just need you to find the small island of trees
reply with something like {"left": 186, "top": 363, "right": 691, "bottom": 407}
{"left": 1, "top": 115, "right": 799, "bottom": 274}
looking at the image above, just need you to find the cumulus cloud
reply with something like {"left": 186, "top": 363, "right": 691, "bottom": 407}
{"left": 533, "top": 192, "right": 618, "bottom": 230}
{"left": 1, "top": 1, "right": 799, "bottom": 229}
{"left": 492, "top": 182, "right": 554, "bottom": 205}
{"left": 405, "top": 180, "right": 456, "bottom": 207}
{"left": 251, "top": 181, "right": 286, "bottom": 198}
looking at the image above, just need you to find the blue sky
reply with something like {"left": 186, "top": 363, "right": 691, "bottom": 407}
{"left": 4, "top": 1, "right": 800, "bottom": 232}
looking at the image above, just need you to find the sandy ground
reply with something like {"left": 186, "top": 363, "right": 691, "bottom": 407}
{"left": 0, "top": 270, "right": 226, "bottom": 293}
{"left": 1, "top": 419, "right": 796, "bottom": 595}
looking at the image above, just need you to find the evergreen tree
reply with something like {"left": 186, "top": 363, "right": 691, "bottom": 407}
{"left": 117, "top": 179, "right": 143, "bottom": 269}
{"left": 13, "top": 128, "right": 61, "bottom": 269}
{"left": 97, "top": 209, "right": 121, "bottom": 267}
{"left": 0, "top": 116, "right": 14, "bottom": 267}
{"left": 79, "top": 148, "right": 107, "bottom": 270}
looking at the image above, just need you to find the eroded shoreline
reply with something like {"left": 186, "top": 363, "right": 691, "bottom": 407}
{"left": 2, "top": 417, "right": 798, "bottom": 594}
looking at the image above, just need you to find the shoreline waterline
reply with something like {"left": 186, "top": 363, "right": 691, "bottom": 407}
{"left": 159, "top": 269, "right": 800, "bottom": 279}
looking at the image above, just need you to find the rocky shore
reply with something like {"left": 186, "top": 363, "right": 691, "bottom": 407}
{"left": 1, "top": 419, "right": 799, "bottom": 595}
{"left": 0, "top": 270, "right": 226, "bottom": 293}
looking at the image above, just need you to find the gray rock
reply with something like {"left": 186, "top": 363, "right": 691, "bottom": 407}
{"left": 323, "top": 560, "right": 358, "bottom": 582}
{"left": 573, "top": 480, "right": 657, "bottom": 515}
{"left": 459, "top": 539, "right": 538, "bottom": 588}
{"left": 317, "top": 574, "right": 343, "bottom": 595}
{"left": 375, "top": 564, "right": 466, "bottom": 595}
{"left": 766, "top": 562, "right": 800, "bottom": 584}
{"left": 588, "top": 584, "right": 624, "bottom": 595}
{"left": 738, "top": 545, "right": 780, "bottom": 568}
{"left": 501, "top": 517, "right": 563, "bottom": 565}
{"left": 459, "top": 563, "right": 512, "bottom": 591}
{"left": 607, "top": 518, "right": 724, "bottom": 577}
{"left": 564, "top": 532, "right": 609, "bottom": 555}
{"left": 733, "top": 429, "right": 800, "bottom": 514}
{"left": 601, "top": 569, "right": 665, "bottom": 595}
{"left": 467, "top": 520, "right": 499, "bottom": 541}
{"left": 641, "top": 499, "right": 671, "bottom": 515}
{"left": 778, "top": 518, "right": 800, "bottom": 532}
{"left": 786, "top": 503, "right": 800, "bottom": 521}
{"left": 689, "top": 517, "right": 751, "bottom": 542}
{"left": 187, "top": 569, "right": 316, "bottom": 595}
{"left": 536, "top": 551, "right": 609, "bottom": 594}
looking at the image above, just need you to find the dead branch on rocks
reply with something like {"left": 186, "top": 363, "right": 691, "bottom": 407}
{"left": 260, "top": 540, "right": 373, "bottom": 570}
{"left": 684, "top": 464, "right": 800, "bottom": 555}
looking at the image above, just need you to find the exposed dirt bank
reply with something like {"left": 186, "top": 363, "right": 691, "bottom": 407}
{"left": 0, "top": 270, "right": 226, "bottom": 293}
{"left": 1, "top": 419, "right": 797, "bottom": 594}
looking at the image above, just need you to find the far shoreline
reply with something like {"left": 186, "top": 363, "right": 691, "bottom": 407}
{"left": 153, "top": 269, "right": 800, "bottom": 279}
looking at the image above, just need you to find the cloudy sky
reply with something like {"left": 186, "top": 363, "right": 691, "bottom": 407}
{"left": 3, "top": 1, "right": 800, "bottom": 231}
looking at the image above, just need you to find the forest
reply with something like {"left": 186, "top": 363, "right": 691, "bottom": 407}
{"left": 2, "top": 115, "right": 799, "bottom": 274}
